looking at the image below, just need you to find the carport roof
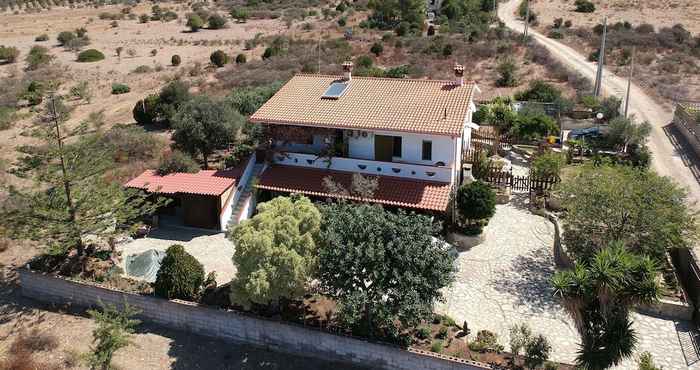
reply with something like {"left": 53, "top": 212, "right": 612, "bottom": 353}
{"left": 125, "top": 168, "right": 243, "bottom": 196}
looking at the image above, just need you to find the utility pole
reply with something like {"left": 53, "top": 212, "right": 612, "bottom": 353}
{"left": 317, "top": 34, "right": 321, "bottom": 74}
{"left": 624, "top": 47, "right": 636, "bottom": 118}
{"left": 593, "top": 17, "right": 607, "bottom": 97}
{"left": 522, "top": 0, "right": 530, "bottom": 43}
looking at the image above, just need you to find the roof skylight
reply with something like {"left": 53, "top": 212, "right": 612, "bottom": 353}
{"left": 321, "top": 82, "right": 349, "bottom": 99}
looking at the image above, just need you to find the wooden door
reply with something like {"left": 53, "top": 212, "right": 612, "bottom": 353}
{"left": 374, "top": 135, "right": 393, "bottom": 162}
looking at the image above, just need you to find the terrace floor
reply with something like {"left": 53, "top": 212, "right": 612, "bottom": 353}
{"left": 437, "top": 195, "right": 699, "bottom": 369}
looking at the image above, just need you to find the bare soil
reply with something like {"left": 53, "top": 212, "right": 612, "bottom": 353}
{"left": 529, "top": 0, "right": 700, "bottom": 35}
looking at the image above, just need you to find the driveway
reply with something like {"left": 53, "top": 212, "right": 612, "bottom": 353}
{"left": 437, "top": 196, "right": 697, "bottom": 368}
{"left": 117, "top": 226, "right": 236, "bottom": 286}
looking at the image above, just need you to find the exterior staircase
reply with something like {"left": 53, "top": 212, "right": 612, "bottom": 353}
{"left": 230, "top": 163, "right": 265, "bottom": 225}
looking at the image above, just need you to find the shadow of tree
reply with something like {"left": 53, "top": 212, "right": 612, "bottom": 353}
{"left": 490, "top": 248, "right": 561, "bottom": 315}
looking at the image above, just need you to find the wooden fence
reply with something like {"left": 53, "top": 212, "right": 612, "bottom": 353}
{"left": 467, "top": 163, "right": 559, "bottom": 194}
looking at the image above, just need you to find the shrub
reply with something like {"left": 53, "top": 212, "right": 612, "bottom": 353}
{"left": 531, "top": 152, "right": 564, "bottom": 178}
{"left": 210, "top": 50, "right": 229, "bottom": 67}
{"left": 186, "top": 14, "right": 204, "bottom": 31}
{"left": 171, "top": 54, "right": 181, "bottom": 66}
{"left": 25, "top": 45, "right": 54, "bottom": 70}
{"left": 154, "top": 245, "right": 205, "bottom": 300}
{"left": 553, "top": 18, "right": 563, "bottom": 28}
{"left": 370, "top": 42, "right": 383, "bottom": 56}
{"left": 35, "top": 34, "right": 49, "bottom": 42}
{"left": 157, "top": 150, "right": 199, "bottom": 175}
{"left": 0, "top": 45, "right": 20, "bottom": 63}
{"left": 338, "top": 16, "right": 347, "bottom": 27}
{"left": 356, "top": 54, "right": 373, "bottom": 68}
{"left": 431, "top": 340, "right": 443, "bottom": 353}
{"left": 468, "top": 330, "right": 504, "bottom": 352}
{"left": 133, "top": 94, "right": 160, "bottom": 125}
{"left": 208, "top": 14, "right": 227, "bottom": 29}
{"left": 111, "top": 83, "right": 130, "bottom": 95}
{"left": 262, "top": 47, "right": 274, "bottom": 60}
{"left": 564, "top": 20, "right": 572, "bottom": 28}
{"left": 415, "top": 326, "right": 431, "bottom": 340}
{"left": 235, "top": 53, "right": 247, "bottom": 64}
{"left": 514, "top": 80, "right": 561, "bottom": 103}
{"left": 636, "top": 23, "right": 655, "bottom": 34}
{"left": 56, "top": 31, "right": 76, "bottom": 46}
{"left": 139, "top": 14, "right": 150, "bottom": 23}
{"left": 638, "top": 352, "right": 661, "bottom": 370}
{"left": 77, "top": 49, "right": 105, "bottom": 62}
{"left": 512, "top": 113, "right": 559, "bottom": 142}
{"left": 524, "top": 335, "right": 552, "bottom": 369}
{"left": 457, "top": 181, "right": 496, "bottom": 226}
{"left": 496, "top": 58, "right": 519, "bottom": 87}
{"left": 150, "top": 49, "right": 157, "bottom": 56}
{"left": 133, "top": 65, "right": 152, "bottom": 73}
{"left": 548, "top": 29, "right": 563, "bottom": 39}
{"left": 574, "top": 0, "right": 595, "bottom": 13}
{"left": 436, "top": 326, "right": 448, "bottom": 339}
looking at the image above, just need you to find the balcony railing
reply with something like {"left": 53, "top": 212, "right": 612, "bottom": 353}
{"left": 272, "top": 152, "right": 453, "bottom": 183}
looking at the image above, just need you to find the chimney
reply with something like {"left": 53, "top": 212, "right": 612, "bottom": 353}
{"left": 453, "top": 63, "right": 465, "bottom": 86}
{"left": 342, "top": 60, "right": 353, "bottom": 81}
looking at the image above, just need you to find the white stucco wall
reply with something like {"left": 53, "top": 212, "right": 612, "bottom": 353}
{"left": 347, "top": 129, "right": 458, "bottom": 167}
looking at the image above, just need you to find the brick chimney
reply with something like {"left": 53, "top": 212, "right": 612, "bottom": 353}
{"left": 453, "top": 63, "right": 465, "bottom": 86}
{"left": 342, "top": 61, "right": 353, "bottom": 81}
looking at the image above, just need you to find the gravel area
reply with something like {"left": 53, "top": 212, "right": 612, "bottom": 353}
{"left": 117, "top": 226, "right": 236, "bottom": 286}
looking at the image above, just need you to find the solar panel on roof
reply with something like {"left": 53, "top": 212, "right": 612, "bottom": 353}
{"left": 322, "top": 82, "right": 348, "bottom": 99}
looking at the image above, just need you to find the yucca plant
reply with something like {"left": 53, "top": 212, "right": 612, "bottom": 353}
{"left": 552, "top": 242, "right": 661, "bottom": 370}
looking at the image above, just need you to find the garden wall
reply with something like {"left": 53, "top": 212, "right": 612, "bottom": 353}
{"left": 19, "top": 269, "right": 490, "bottom": 370}
{"left": 673, "top": 102, "right": 700, "bottom": 159}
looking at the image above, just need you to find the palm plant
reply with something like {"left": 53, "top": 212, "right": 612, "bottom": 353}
{"left": 552, "top": 242, "right": 661, "bottom": 370}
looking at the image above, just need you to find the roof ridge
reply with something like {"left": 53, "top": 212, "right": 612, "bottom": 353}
{"left": 294, "top": 73, "right": 476, "bottom": 86}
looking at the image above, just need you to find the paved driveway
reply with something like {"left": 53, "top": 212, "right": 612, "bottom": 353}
{"left": 117, "top": 226, "right": 236, "bottom": 286}
{"left": 437, "top": 195, "right": 697, "bottom": 369}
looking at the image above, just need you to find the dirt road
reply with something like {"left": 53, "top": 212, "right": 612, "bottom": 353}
{"left": 498, "top": 0, "right": 700, "bottom": 206}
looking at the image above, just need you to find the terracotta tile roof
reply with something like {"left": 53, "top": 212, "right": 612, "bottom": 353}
{"left": 256, "top": 165, "right": 452, "bottom": 212}
{"left": 125, "top": 168, "right": 243, "bottom": 196}
{"left": 249, "top": 74, "right": 476, "bottom": 137}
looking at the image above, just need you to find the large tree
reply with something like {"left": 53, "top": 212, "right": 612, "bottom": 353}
{"left": 552, "top": 243, "right": 661, "bottom": 369}
{"left": 229, "top": 196, "right": 321, "bottom": 309}
{"left": 557, "top": 164, "right": 698, "bottom": 262}
{"left": 171, "top": 95, "right": 243, "bottom": 169}
{"left": 2, "top": 96, "right": 163, "bottom": 257}
{"left": 317, "top": 203, "right": 456, "bottom": 339}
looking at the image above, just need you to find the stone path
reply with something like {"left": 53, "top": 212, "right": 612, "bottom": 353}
{"left": 437, "top": 196, "right": 698, "bottom": 369}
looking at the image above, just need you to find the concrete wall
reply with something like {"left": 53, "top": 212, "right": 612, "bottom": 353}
{"left": 221, "top": 154, "right": 257, "bottom": 230}
{"left": 673, "top": 103, "right": 700, "bottom": 159}
{"left": 19, "top": 269, "right": 489, "bottom": 370}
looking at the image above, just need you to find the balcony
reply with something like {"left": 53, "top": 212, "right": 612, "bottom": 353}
{"left": 271, "top": 152, "right": 453, "bottom": 183}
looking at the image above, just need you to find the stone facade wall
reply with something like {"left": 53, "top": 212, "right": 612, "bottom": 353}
{"left": 19, "top": 269, "right": 490, "bottom": 370}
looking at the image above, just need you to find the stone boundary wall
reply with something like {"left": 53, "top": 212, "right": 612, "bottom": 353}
{"left": 19, "top": 269, "right": 490, "bottom": 370}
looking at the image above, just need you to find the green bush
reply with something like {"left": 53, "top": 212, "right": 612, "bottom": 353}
{"left": 35, "top": 34, "right": 49, "bottom": 42}
{"left": 133, "top": 94, "right": 160, "bottom": 125}
{"left": 468, "top": 330, "right": 504, "bottom": 352}
{"left": 210, "top": 50, "right": 229, "bottom": 67}
{"left": 57, "top": 31, "right": 76, "bottom": 46}
{"left": 370, "top": 42, "right": 383, "bottom": 56}
{"left": 511, "top": 113, "right": 559, "bottom": 142}
{"left": 235, "top": 53, "right": 247, "bottom": 64}
{"left": 514, "top": 80, "right": 562, "bottom": 103}
{"left": 111, "top": 83, "right": 130, "bottom": 95}
{"left": 154, "top": 245, "right": 205, "bottom": 301}
{"left": 133, "top": 65, "right": 152, "bottom": 73}
{"left": 157, "top": 150, "right": 199, "bottom": 175}
{"left": 638, "top": 352, "right": 661, "bottom": 370}
{"left": 208, "top": 14, "right": 227, "bottom": 29}
{"left": 548, "top": 29, "right": 563, "bottom": 39}
{"left": 436, "top": 326, "right": 448, "bottom": 339}
{"left": 457, "top": 181, "right": 496, "bottom": 226}
{"left": 531, "top": 152, "right": 564, "bottom": 178}
{"left": 0, "top": 45, "right": 19, "bottom": 63}
{"left": 171, "top": 54, "right": 181, "bottom": 66}
{"left": 496, "top": 58, "right": 519, "bottom": 87}
{"left": 415, "top": 326, "right": 431, "bottom": 340}
{"left": 262, "top": 47, "right": 274, "bottom": 60}
{"left": 356, "top": 55, "right": 373, "bottom": 68}
{"left": 430, "top": 340, "right": 443, "bottom": 353}
{"left": 77, "top": 49, "right": 105, "bottom": 62}
{"left": 25, "top": 45, "right": 54, "bottom": 70}
{"left": 186, "top": 14, "right": 204, "bottom": 31}
{"left": 574, "top": 0, "right": 595, "bottom": 13}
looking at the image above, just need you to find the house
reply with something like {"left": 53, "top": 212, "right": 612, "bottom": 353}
{"left": 125, "top": 159, "right": 256, "bottom": 230}
{"left": 249, "top": 62, "right": 480, "bottom": 214}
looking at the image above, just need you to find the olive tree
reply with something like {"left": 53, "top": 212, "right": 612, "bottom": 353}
{"left": 171, "top": 95, "right": 242, "bottom": 168}
{"left": 317, "top": 203, "right": 456, "bottom": 340}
